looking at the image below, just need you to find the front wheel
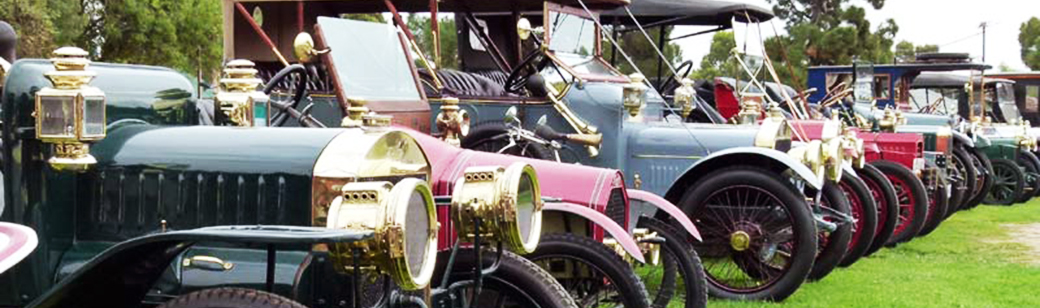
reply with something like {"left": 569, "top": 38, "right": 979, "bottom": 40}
{"left": 872, "top": 160, "right": 929, "bottom": 246}
{"left": 158, "top": 288, "right": 306, "bottom": 308}
{"left": 678, "top": 166, "right": 815, "bottom": 302}
{"left": 856, "top": 164, "right": 899, "bottom": 257}
{"left": 808, "top": 181, "right": 852, "bottom": 281}
{"left": 433, "top": 248, "right": 579, "bottom": 308}
{"left": 950, "top": 146, "right": 977, "bottom": 213}
{"left": 1016, "top": 150, "right": 1040, "bottom": 203}
{"left": 965, "top": 148, "right": 995, "bottom": 209}
{"left": 636, "top": 217, "right": 708, "bottom": 308}
{"left": 985, "top": 158, "right": 1025, "bottom": 205}
{"left": 837, "top": 172, "right": 877, "bottom": 267}
{"left": 463, "top": 123, "right": 558, "bottom": 161}
{"left": 526, "top": 233, "right": 651, "bottom": 308}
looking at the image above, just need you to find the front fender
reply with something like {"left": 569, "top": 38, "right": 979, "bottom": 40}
{"left": 544, "top": 202, "right": 646, "bottom": 263}
{"left": 0, "top": 222, "right": 37, "bottom": 274}
{"left": 975, "top": 134, "right": 992, "bottom": 147}
{"left": 626, "top": 189, "right": 701, "bottom": 241}
{"left": 953, "top": 130, "right": 974, "bottom": 148}
{"left": 843, "top": 163, "right": 857, "bottom": 178}
{"left": 695, "top": 147, "right": 824, "bottom": 190}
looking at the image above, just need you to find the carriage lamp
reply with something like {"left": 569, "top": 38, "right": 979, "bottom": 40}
{"left": 737, "top": 95, "right": 764, "bottom": 124}
{"left": 788, "top": 140, "right": 826, "bottom": 181}
{"left": 843, "top": 128, "right": 866, "bottom": 169}
{"left": 1016, "top": 122, "right": 1037, "bottom": 151}
{"left": 214, "top": 60, "right": 269, "bottom": 127}
{"left": 341, "top": 97, "right": 371, "bottom": 128}
{"left": 452, "top": 163, "right": 543, "bottom": 254}
{"left": 878, "top": 107, "right": 905, "bottom": 132}
{"left": 435, "top": 97, "right": 470, "bottom": 146}
{"left": 34, "top": 47, "right": 106, "bottom": 172}
{"left": 673, "top": 78, "right": 696, "bottom": 118}
{"left": 755, "top": 116, "right": 793, "bottom": 152}
{"left": 623, "top": 73, "right": 648, "bottom": 120}
{"left": 325, "top": 178, "right": 438, "bottom": 290}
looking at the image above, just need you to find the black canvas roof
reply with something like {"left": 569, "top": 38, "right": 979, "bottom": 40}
{"left": 601, "top": 0, "right": 774, "bottom": 26}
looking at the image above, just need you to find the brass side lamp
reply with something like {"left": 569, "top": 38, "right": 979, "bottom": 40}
{"left": 34, "top": 47, "right": 106, "bottom": 172}
{"left": 214, "top": 59, "right": 268, "bottom": 127}
{"left": 451, "top": 163, "right": 543, "bottom": 254}
{"left": 435, "top": 97, "right": 470, "bottom": 146}
{"left": 623, "top": 73, "right": 648, "bottom": 120}
{"left": 673, "top": 78, "right": 696, "bottom": 118}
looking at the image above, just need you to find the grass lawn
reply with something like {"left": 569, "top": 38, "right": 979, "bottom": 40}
{"left": 705, "top": 201, "right": 1040, "bottom": 308}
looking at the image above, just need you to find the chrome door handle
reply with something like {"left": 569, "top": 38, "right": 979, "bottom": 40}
{"left": 182, "top": 255, "right": 234, "bottom": 271}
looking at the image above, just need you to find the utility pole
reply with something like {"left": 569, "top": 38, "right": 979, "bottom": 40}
{"left": 980, "top": 22, "right": 988, "bottom": 63}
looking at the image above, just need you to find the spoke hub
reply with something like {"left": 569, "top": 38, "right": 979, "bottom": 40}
{"left": 730, "top": 230, "right": 752, "bottom": 251}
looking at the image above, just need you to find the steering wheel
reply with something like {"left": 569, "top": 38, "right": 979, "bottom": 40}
{"left": 263, "top": 64, "right": 309, "bottom": 127}
{"left": 658, "top": 60, "right": 695, "bottom": 95}
{"left": 504, "top": 49, "right": 551, "bottom": 94}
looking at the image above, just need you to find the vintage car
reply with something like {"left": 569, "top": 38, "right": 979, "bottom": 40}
{"left": 909, "top": 73, "right": 1040, "bottom": 205}
{"left": 218, "top": 1, "right": 711, "bottom": 307}
{"left": 807, "top": 59, "right": 992, "bottom": 218}
{"left": 218, "top": 0, "right": 824, "bottom": 302}
{"left": 0, "top": 46, "right": 586, "bottom": 308}
{"left": 987, "top": 72, "right": 1040, "bottom": 125}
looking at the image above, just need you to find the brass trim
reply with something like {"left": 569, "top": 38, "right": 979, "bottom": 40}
{"left": 451, "top": 163, "right": 543, "bottom": 254}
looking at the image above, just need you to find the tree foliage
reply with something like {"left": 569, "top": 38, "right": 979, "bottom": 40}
{"left": 1020, "top": 17, "right": 1040, "bottom": 70}
{"left": 406, "top": 14, "right": 459, "bottom": 70}
{"left": 895, "top": 40, "right": 939, "bottom": 62}
{"left": 691, "top": 31, "right": 740, "bottom": 80}
{"left": 0, "top": 0, "right": 86, "bottom": 58}
{"left": 760, "top": 0, "right": 897, "bottom": 86}
{"left": 603, "top": 27, "right": 683, "bottom": 82}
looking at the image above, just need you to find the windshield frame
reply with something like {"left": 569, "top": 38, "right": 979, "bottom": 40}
{"left": 543, "top": 2, "right": 628, "bottom": 83}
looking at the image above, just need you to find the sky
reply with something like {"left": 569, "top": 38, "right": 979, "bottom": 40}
{"left": 674, "top": 0, "right": 1040, "bottom": 72}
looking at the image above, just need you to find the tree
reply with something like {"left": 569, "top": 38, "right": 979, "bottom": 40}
{"left": 895, "top": 40, "right": 939, "bottom": 62}
{"left": 0, "top": 0, "right": 86, "bottom": 58}
{"left": 406, "top": 14, "right": 459, "bottom": 70}
{"left": 691, "top": 31, "right": 740, "bottom": 80}
{"left": 1019, "top": 17, "right": 1040, "bottom": 70}
{"left": 603, "top": 27, "right": 683, "bottom": 82}
{"left": 760, "top": 0, "right": 898, "bottom": 86}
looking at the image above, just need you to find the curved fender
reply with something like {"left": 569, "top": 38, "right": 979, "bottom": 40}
{"left": 691, "top": 147, "right": 824, "bottom": 190}
{"left": 974, "top": 134, "right": 992, "bottom": 147}
{"left": 842, "top": 163, "right": 857, "bottom": 178}
{"left": 0, "top": 222, "right": 37, "bottom": 274}
{"left": 543, "top": 202, "right": 646, "bottom": 263}
{"left": 626, "top": 189, "right": 702, "bottom": 242}
{"left": 953, "top": 130, "right": 974, "bottom": 148}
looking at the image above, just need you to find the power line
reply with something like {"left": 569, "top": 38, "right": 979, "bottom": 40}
{"left": 939, "top": 31, "right": 983, "bottom": 48}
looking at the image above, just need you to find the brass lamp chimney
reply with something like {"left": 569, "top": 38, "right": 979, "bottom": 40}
{"left": 34, "top": 47, "right": 106, "bottom": 172}
{"left": 623, "top": 73, "right": 648, "bottom": 120}
{"left": 435, "top": 97, "right": 470, "bottom": 146}
{"left": 341, "top": 97, "right": 371, "bottom": 128}
{"left": 737, "top": 96, "right": 764, "bottom": 124}
{"left": 215, "top": 59, "right": 268, "bottom": 126}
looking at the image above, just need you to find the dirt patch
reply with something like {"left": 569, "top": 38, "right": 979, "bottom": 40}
{"left": 1002, "top": 223, "right": 1040, "bottom": 265}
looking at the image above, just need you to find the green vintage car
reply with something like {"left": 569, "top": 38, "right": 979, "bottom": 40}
{"left": 0, "top": 45, "right": 570, "bottom": 308}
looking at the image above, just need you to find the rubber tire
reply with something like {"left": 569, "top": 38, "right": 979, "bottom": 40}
{"left": 1015, "top": 150, "right": 1040, "bottom": 203}
{"left": 157, "top": 288, "right": 307, "bottom": 308}
{"left": 872, "top": 160, "right": 929, "bottom": 246}
{"left": 856, "top": 164, "right": 899, "bottom": 257}
{"left": 637, "top": 217, "right": 708, "bottom": 308}
{"left": 916, "top": 175, "right": 949, "bottom": 238}
{"left": 837, "top": 172, "right": 878, "bottom": 267}
{"left": 985, "top": 158, "right": 1026, "bottom": 206}
{"left": 462, "top": 122, "right": 557, "bottom": 160}
{"left": 950, "top": 146, "right": 977, "bottom": 213}
{"left": 808, "top": 181, "right": 853, "bottom": 281}
{"left": 964, "top": 147, "right": 995, "bottom": 210}
{"left": 433, "top": 248, "right": 579, "bottom": 308}
{"left": 678, "top": 166, "right": 815, "bottom": 302}
{"left": 526, "top": 233, "right": 651, "bottom": 308}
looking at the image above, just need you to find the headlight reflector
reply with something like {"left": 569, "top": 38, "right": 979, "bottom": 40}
{"left": 452, "top": 162, "right": 543, "bottom": 254}
{"left": 788, "top": 140, "right": 826, "bottom": 181}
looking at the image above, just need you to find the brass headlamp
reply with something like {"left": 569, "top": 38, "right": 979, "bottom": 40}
{"left": 326, "top": 178, "right": 438, "bottom": 290}
{"left": 214, "top": 59, "right": 269, "bottom": 127}
{"left": 34, "top": 47, "right": 106, "bottom": 171}
{"left": 843, "top": 128, "right": 866, "bottom": 169}
{"left": 755, "top": 115, "right": 793, "bottom": 152}
{"left": 878, "top": 107, "right": 905, "bottom": 132}
{"left": 673, "top": 78, "right": 696, "bottom": 118}
{"left": 821, "top": 137, "right": 845, "bottom": 181}
{"left": 1017, "top": 121, "right": 1037, "bottom": 151}
{"left": 788, "top": 140, "right": 826, "bottom": 181}
{"left": 623, "top": 73, "right": 648, "bottom": 119}
{"left": 452, "top": 162, "right": 543, "bottom": 254}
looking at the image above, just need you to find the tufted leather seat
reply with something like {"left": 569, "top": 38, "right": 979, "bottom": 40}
{"left": 418, "top": 68, "right": 512, "bottom": 97}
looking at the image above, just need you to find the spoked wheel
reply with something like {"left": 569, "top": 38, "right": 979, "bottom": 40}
{"left": 635, "top": 217, "right": 708, "bottom": 308}
{"left": 527, "top": 233, "right": 651, "bottom": 308}
{"left": 985, "top": 158, "right": 1025, "bottom": 205}
{"left": 808, "top": 181, "right": 852, "bottom": 281}
{"left": 433, "top": 248, "right": 579, "bottom": 308}
{"left": 1015, "top": 150, "right": 1040, "bottom": 203}
{"left": 917, "top": 163, "right": 950, "bottom": 238}
{"left": 158, "top": 288, "right": 306, "bottom": 308}
{"left": 949, "top": 147, "right": 977, "bottom": 214}
{"left": 856, "top": 164, "right": 899, "bottom": 257}
{"left": 837, "top": 173, "right": 877, "bottom": 267}
{"left": 679, "top": 167, "right": 815, "bottom": 302}
{"left": 964, "top": 148, "right": 995, "bottom": 209}
{"left": 872, "top": 160, "right": 929, "bottom": 246}
{"left": 463, "top": 123, "right": 557, "bottom": 160}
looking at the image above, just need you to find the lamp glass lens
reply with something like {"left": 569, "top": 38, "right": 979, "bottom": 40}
{"left": 39, "top": 95, "right": 76, "bottom": 138}
{"left": 405, "top": 190, "right": 430, "bottom": 278}
{"left": 517, "top": 173, "right": 536, "bottom": 244}
{"left": 82, "top": 96, "right": 106, "bottom": 137}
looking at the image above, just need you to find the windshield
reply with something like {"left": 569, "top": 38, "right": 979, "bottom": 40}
{"left": 318, "top": 17, "right": 421, "bottom": 102}
{"left": 547, "top": 11, "right": 596, "bottom": 57}
{"left": 910, "top": 88, "right": 960, "bottom": 115}
{"left": 993, "top": 82, "right": 1021, "bottom": 121}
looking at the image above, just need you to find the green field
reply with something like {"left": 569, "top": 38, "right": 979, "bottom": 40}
{"left": 707, "top": 202, "right": 1040, "bottom": 308}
